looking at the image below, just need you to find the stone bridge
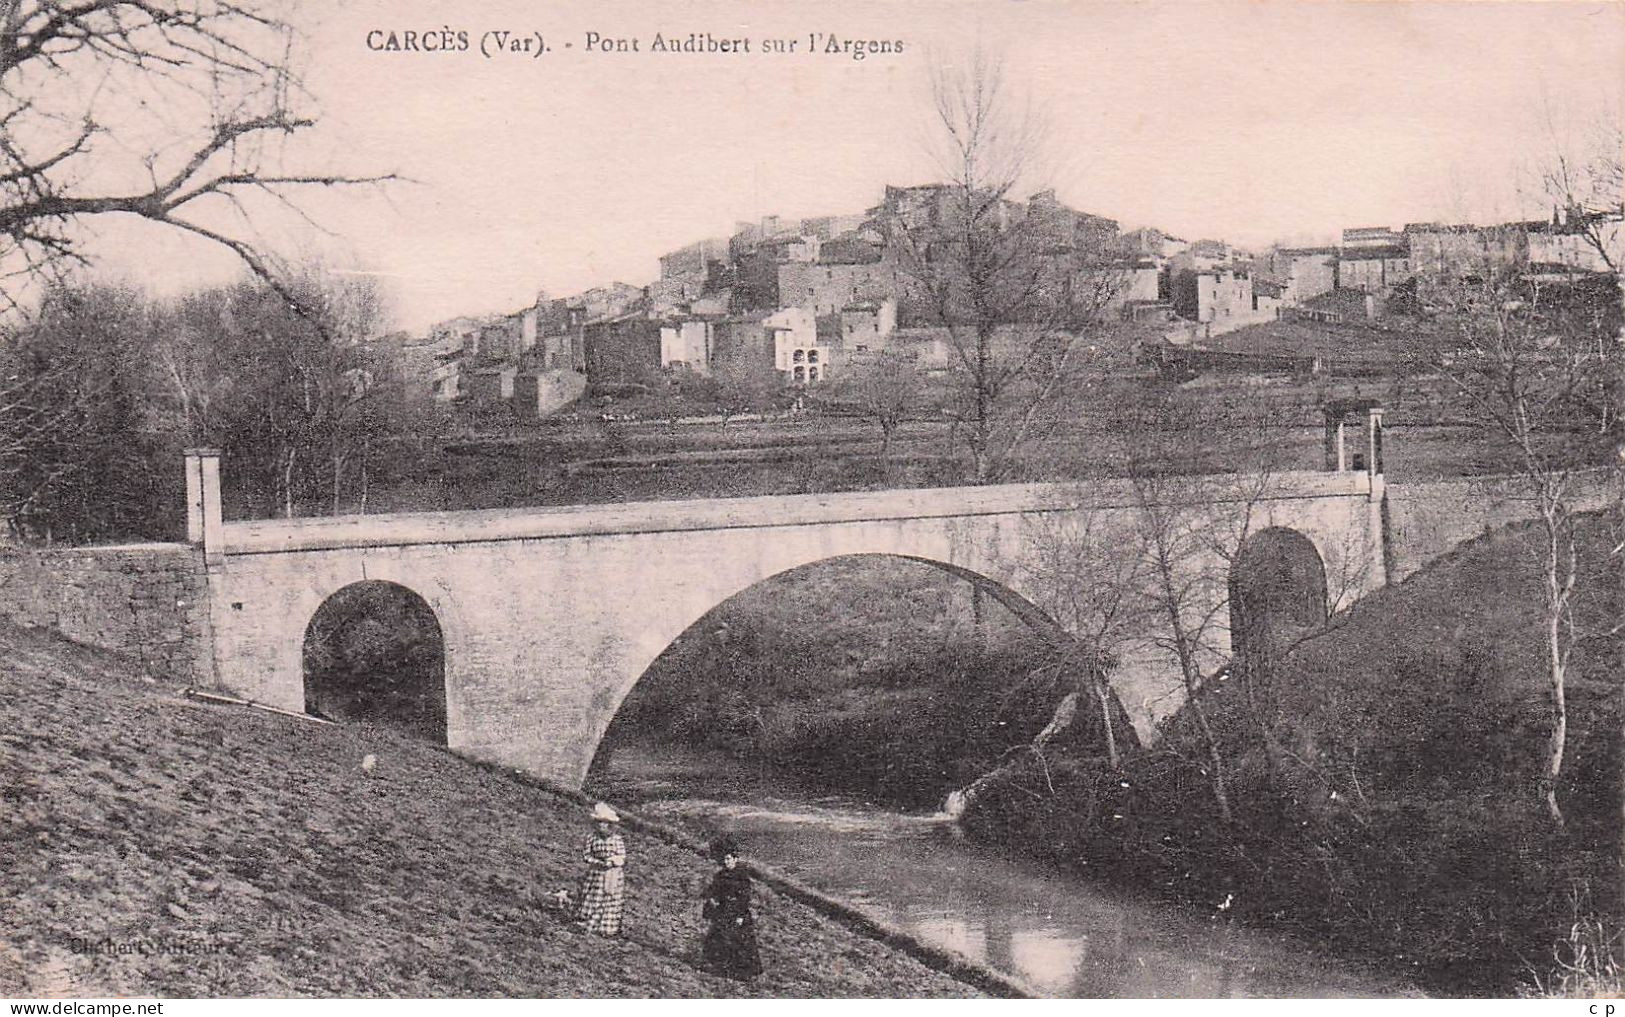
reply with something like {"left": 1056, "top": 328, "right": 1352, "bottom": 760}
{"left": 181, "top": 410, "right": 1391, "bottom": 787}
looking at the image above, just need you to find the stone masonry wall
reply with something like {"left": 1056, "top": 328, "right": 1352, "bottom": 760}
{"left": 1384, "top": 469, "right": 1613, "bottom": 582}
{"left": 0, "top": 544, "right": 213, "bottom": 686}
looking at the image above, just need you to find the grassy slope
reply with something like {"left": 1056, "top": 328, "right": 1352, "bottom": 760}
{"left": 1275, "top": 514, "right": 1619, "bottom": 823}
{"left": 1260, "top": 516, "right": 1622, "bottom": 988}
{"left": 958, "top": 514, "right": 1620, "bottom": 994}
{"left": 0, "top": 624, "right": 980, "bottom": 998}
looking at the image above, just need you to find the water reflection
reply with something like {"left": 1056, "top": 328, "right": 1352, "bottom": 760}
{"left": 601, "top": 747, "right": 1414, "bottom": 998}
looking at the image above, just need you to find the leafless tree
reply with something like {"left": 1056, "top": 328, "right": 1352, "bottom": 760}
{"left": 832, "top": 348, "right": 924, "bottom": 463}
{"left": 1432, "top": 268, "right": 1615, "bottom": 829}
{"left": 0, "top": 280, "right": 167, "bottom": 540}
{"left": 162, "top": 266, "right": 396, "bottom": 518}
{"left": 1535, "top": 111, "right": 1625, "bottom": 853}
{"left": 704, "top": 357, "right": 776, "bottom": 429}
{"left": 1113, "top": 389, "right": 1343, "bottom": 824}
{"left": 1539, "top": 117, "right": 1623, "bottom": 278}
{"left": 0, "top": 343, "right": 87, "bottom": 531}
{"left": 0, "top": 1, "right": 393, "bottom": 313}
{"left": 887, "top": 48, "right": 1127, "bottom": 484}
{"left": 1016, "top": 503, "right": 1154, "bottom": 771}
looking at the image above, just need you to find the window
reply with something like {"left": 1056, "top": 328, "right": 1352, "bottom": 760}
{"left": 793, "top": 366, "right": 806, "bottom": 381}
{"left": 807, "top": 350, "right": 819, "bottom": 363}
{"left": 793, "top": 349, "right": 805, "bottom": 363}
{"left": 808, "top": 367, "right": 819, "bottom": 382}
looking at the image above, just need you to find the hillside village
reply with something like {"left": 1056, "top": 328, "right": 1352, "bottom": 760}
{"left": 396, "top": 181, "right": 1624, "bottom": 419}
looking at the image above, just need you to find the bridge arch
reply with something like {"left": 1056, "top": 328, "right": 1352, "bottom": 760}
{"left": 586, "top": 551, "right": 1124, "bottom": 782}
{"left": 302, "top": 579, "right": 449, "bottom": 743}
{"left": 1227, "top": 526, "right": 1329, "bottom": 679}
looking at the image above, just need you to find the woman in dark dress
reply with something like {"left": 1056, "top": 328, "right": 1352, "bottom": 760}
{"left": 700, "top": 835, "right": 762, "bottom": 981}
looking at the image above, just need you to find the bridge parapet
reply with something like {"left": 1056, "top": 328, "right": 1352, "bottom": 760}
{"left": 217, "top": 470, "right": 1375, "bottom": 556}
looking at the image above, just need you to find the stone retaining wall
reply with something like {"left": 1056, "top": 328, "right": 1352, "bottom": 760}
{"left": 0, "top": 543, "right": 213, "bottom": 685}
{"left": 1384, "top": 469, "right": 1613, "bottom": 582}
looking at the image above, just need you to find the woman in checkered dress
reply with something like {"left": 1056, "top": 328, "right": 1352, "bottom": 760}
{"left": 576, "top": 803, "right": 627, "bottom": 936}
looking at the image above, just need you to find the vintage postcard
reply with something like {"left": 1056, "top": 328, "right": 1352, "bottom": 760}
{"left": 0, "top": 0, "right": 1622, "bottom": 1004}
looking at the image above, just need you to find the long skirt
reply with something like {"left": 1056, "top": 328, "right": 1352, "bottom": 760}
{"left": 577, "top": 867, "right": 624, "bottom": 936}
{"left": 701, "top": 916, "right": 762, "bottom": 980}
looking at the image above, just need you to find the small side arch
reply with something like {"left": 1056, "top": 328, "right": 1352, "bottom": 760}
{"left": 302, "top": 579, "right": 448, "bottom": 743}
{"left": 1228, "top": 526, "right": 1329, "bottom": 674}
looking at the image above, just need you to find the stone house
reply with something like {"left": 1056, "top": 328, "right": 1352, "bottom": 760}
{"left": 582, "top": 313, "right": 663, "bottom": 386}
{"left": 1405, "top": 222, "right": 1528, "bottom": 283}
{"left": 512, "top": 369, "right": 588, "bottom": 419}
{"left": 1527, "top": 210, "right": 1624, "bottom": 273}
{"left": 1253, "top": 247, "right": 1338, "bottom": 305}
{"left": 766, "top": 306, "right": 824, "bottom": 384}
{"left": 777, "top": 260, "right": 898, "bottom": 317}
{"left": 1107, "top": 261, "right": 1163, "bottom": 309}
{"left": 1341, "top": 226, "right": 1406, "bottom": 248}
{"left": 467, "top": 365, "right": 517, "bottom": 403}
{"left": 1338, "top": 243, "right": 1411, "bottom": 292}
{"left": 520, "top": 298, "right": 587, "bottom": 372}
{"left": 733, "top": 232, "right": 824, "bottom": 309}
{"left": 400, "top": 333, "right": 465, "bottom": 402}
{"left": 1119, "top": 227, "right": 1187, "bottom": 265}
{"left": 1172, "top": 268, "right": 1254, "bottom": 323}
{"left": 658, "top": 317, "right": 718, "bottom": 374}
{"left": 836, "top": 298, "right": 897, "bottom": 356}
{"left": 712, "top": 306, "right": 825, "bottom": 384}
{"left": 658, "top": 237, "right": 730, "bottom": 282}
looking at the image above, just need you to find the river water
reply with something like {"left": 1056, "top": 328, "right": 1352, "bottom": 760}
{"left": 591, "top": 742, "right": 1417, "bottom": 998}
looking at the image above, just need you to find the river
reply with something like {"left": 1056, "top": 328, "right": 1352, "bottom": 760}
{"left": 590, "top": 741, "right": 1418, "bottom": 998}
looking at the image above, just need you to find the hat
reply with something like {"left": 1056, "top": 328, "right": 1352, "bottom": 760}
{"left": 709, "top": 834, "right": 741, "bottom": 862}
{"left": 591, "top": 801, "right": 621, "bottom": 823}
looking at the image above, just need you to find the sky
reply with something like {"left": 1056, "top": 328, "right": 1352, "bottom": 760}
{"left": 75, "top": 0, "right": 1625, "bottom": 332}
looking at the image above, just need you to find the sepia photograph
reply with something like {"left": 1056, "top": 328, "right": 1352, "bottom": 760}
{"left": 1, "top": 0, "right": 1623, "bottom": 1002}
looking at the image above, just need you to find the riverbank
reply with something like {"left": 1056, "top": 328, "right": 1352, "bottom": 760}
{"left": 0, "top": 622, "right": 982, "bottom": 997}
{"left": 590, "top": 739, "right": 1422, "bottom": 997}
{"left": 960, "top": 516, "right": 1623, "bottom": 996}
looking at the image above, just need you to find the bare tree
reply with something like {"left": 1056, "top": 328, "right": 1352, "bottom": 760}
{"left": 1019, "top": 503, "right": 1151, "bottom": 770}
{"left": 887, "top": 49, "right": 1126, "bottom": 484}
{"left": 0, "top": 281, "right": 169, "bottom": 541}
{"left": 704, "top": 357, "right": 775, "bottom": 429}
{"left": 0, "top": 1, "right": 392, "bottom": 311}
{"left": 0, "top": 337, "right": 92, "bottom": 534}
{"left": 832, "top": 348, "right": 923, "bottom": 463}
{"left": 1128, "top": 469, "right": 1247, "bottom": 824}
{"left": 1539, "top": 117, "right": 1623, "bottom": 278}
{"left": 1431, "top": 268, "right": 1615, "bottom": 829}
{"left": 1114, "top": 389, "right": 1332, "bottom": 824}
{"left": 162, "top": 266, "right": 396, "bottom": 518}
{"left": 1534, "top": 112, "right": 1625, "bottom": 853}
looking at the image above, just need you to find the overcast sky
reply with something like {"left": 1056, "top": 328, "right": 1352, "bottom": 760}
{"left": 82, "top": 0, "right": 1625, "bottom": 332}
